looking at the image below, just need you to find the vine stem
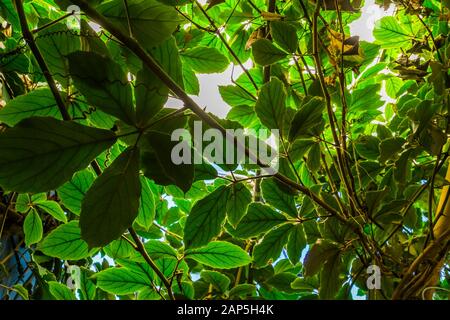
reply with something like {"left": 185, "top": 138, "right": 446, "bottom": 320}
{"left": 129, "top": 228, "right": 175, "bottom": 300}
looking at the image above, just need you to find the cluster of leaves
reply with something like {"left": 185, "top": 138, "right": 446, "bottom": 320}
{"left": 0, "top": 0, "right": 449, "bottom": 300}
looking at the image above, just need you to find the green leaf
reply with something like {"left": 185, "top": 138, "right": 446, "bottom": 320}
{"left": 184, "top": 185, "right": 229, "bottom": 248}
{"left": 35, "top": 23, "right": 80, "bottom": 86}
{"left": 355, "top": 135, "right": 380, "bottom": 160}
{"left": 200, "top": 270, "right": 230, "bottom": 292}
{"left": 229, "top": 284, "right": 256, "bottom": 298}
{"left": 319, "top": 252, "right": 342, "bottom": 299}
{"left": 0, "top": 88, "right": 61, "bottom": 126}
{"left": 379, "top": 137, "right": 406, "bottom": 163}
{"left": 150, "top": 36, "right": 184, "bottom": 90}
{"left": 135, "top": 177, "right": 156, "bottom": 230}
{"left": 291, "top": 277, "right": 317, "bottom": 291}
{"left": 48, "top": 282, "right": 76, "bottom": 300}
{"left": 373, "top": 16, "right": 412, "bottom": 49}
{"left": 287, "top": 224, "right": 307, "bottom": 264}
{"left": 394, "top": 150, "right": 413, "bottom": 184}
{"left": 104, "top": 238, "right": 135, "bottom": 259}
{"left": 261, "top": 178, "right": 297, "bottom": 218}
{"left": 226, "top": 182, "right": 252, "bottom": 227}
{"left": 16, "top": 193, "right": 46, "bottom": 213}
{"left": 0, "top": 117, "right": 116, "bottom": 193}
{"left": 138, "top": 287, "right": 161, "bottom": 300}
{"left": 80, "top": 147, "right": 141, "bottom": 248}
{"left": 255, "top": 77, "right": 286, "bottom": 130}
{"left": 252, "top": 39, "right": 288, "bottom": 66}
{"left": 98, "top": 0, "right": 180, "bottom": 50}
{"left": 219, "top": 85, "right": 257, "bottom": 107}
{"left": 270, "top": 21, "right": 298, "bottom": 53}
{"left": 36, "top": 200, "right": 67, "bottom": 223}
{"left": 227, "top": 105, "right": 258, "bottom": 127}
{"left": 349, "top": 84, "right": 383, "bottom": 113}
{"left": 194, "top": 162, "right": 218, "bottom": 181}
{"left": 68, "top": 51, "right": 135, "bottom": 125}
{"left": 94, "top": 267, "right": 150, "bottom": 295}
{"left": 11, "top": 284, "right": 29, "bottom": 300}
{"left": 182, "top": 65, "right": 200, "bottom": 95}
{"left": 143, "top": 240, "right": 178, "bottom": 260}
{"left": 385, "top": 76, "right": 403, "bottom": 99}
{"left": 253, "top": 224, "right": 293, "bottom": 267}
{"left": 185, "top": 241, "right": 251, "bottom": 269}
{"left": 23, "top": 209, "right": 43, "bottom": 246}
{"left": 39, "top": 221, "right": 91, "bottom": 260}
{"left": 265, "top": 272, "right": 298, "bottom": 293}
{"left": 303, "top": 239, "right": 340, "bottom": 277}
{"left": 58, "top": 169, "right": 94, "bottom": 215}
{"left": 141, "top": 131, "right": 194, "bottom": 193}
{"left": 80, "top": 19, "right": 110, "bottom": 57}
{"left": 366, "top": 187, "right": 389, "bottom": 218}
{"left": 289, "top": 139, "right": 316, "bottom": 161}
{"left": 289, "top": 97, "right": 325, "bottom": 141}
{"left": 135, "top": 66, "right": 169, "bottom": 127}
{"left": 181, "top": 47, "right": 229, "bottom": 74}
{"left": 232, "top": 203, "right": 287, "bottom": 238}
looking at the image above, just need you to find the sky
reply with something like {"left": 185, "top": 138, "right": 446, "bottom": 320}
{"left": 165, "top": 0, "right": 396, "bottom": 118}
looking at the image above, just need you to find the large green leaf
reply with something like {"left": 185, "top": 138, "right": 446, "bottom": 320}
{"left": 0, "top": 117, "right": 116, "bottom": 193}
{"left": 36, "top": 200, "right": 67, "bottom": 223}
{"left": 135, "top": 67, "right": 169, "bottom": 127}
{"left": 80, "top": 147, "right": 141, "bottom": 248}
{"left": 0, "top": 88, "right": 60, "bottom": 126}
{"left": 289, "top": 97, "right": 325, "bottom": 141}
{"left": 150, "top": 36, "right": 184, "bottom": 90}
{"left": 270, "top": 21, "right": 298, "bottom": 53}
{"left": 48, "top": 282, "right": 76, "bottom": 300}
{"left": 39, "top": 221, "right": 91, "bottom": 260}
{"left": 319, "top": 252, "right": 342, "bottom": 299}
{"left": 185, "top": 241, "right": 251, "bottom": 269}
{"left": 286, "top": 224, "right": 307, "bottom": 264}
{"left": 252, "top": 39, "right": 288, "bottom": 66}
{"left": 67, "top": 51, "right": 135, "bottom": 125}
{"left": 200, "top": 270, "right": 230, "bottom": 293}
{"left": 255, "top": 77, "right": 286, "bottom": 130}
{"left": 232, "top": 203, "right": 287, "bottom": 238}
{"left": 181, "top": 47, "right": 229, "bottom": 74}
{"left": 303, "top": 239, "right": 340, "bottom": 277}
{"left": 140, "top": 131, "right": 194, "bottom": 193}
{"left": 35, "top": 23, "right": 80, "bottom": 86}
{"left": 261, "top": 178, "right": 297, "bottom": 218}
{"left": 135, "top": 177, "right": 156, "bottom": 230}
{"left": 58, "top": 169, "right": 95, "bottom": 215}
{"left": 184, "top": 185, "right": 230, "bottom": 248}
{"left": 379, "top": 137, "right": 406, "bottom": 163}
{"left": 219, "top": 85, "right": 257, "bottom": 107}
{"left": 94, "top": 267, "right": 151, "bottom": 295}
{"left": 23, "top": 209, "right": 43, "bottom": 246}
{"left": 253, "top": 223, "right": 294, "bottom": 267}
{"left": 226, "top": 182, "right": 252, "bottom": 227}
{"left": 373, "top": 16, "right": 413, "bottom": 49}
{"left": 98, "top": 0, "right": 181, "bottom": 49}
